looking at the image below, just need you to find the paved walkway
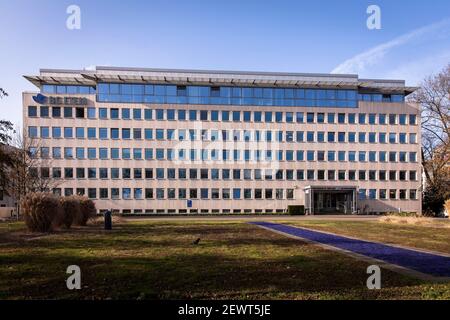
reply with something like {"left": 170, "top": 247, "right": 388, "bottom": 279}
{"left": 251, "top": 221, "right": 450, "bottom": 279}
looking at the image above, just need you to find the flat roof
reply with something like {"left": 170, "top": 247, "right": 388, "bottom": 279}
{"left": 23, "top": 66, "right": 418, "bottom": 94}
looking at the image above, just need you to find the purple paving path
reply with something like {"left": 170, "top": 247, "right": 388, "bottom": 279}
{"left": 251, "top": 221, "right": 450, "bottom": 278}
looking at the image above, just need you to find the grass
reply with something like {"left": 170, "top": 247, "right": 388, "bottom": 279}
{"left": 286, "top": 219, "right": 450, "bottom": 254}
{"left": 0, "top": 219, "right": 449, "bottom": 300}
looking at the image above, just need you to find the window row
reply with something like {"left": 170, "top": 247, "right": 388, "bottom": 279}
{"left": 36, "top": 167, "right": 419, "bottom": 182}
{"left": 53, "top": 187, "right": 417, "bottom": 201}
{"left": 96, "top": 83, "right": 404, "bottom": 106}
{"left": 54, "top": 187, "right": 296, "bottom": 200}
{"left": 28, "top": 126, "right": 419, "bottom": 144}
{"left": 31, "top": 146, "right": 419, "bottom": 163}
{"left": 27, "top": 106, "right": 417, "bottom": 125}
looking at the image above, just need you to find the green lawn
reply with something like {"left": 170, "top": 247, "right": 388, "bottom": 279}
{"left": 0, "top": 219, "right": 449, "bottom": 300}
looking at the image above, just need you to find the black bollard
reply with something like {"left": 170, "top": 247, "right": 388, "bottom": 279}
{"left": 104, "top": 210, "right": 112, "bottom": 230}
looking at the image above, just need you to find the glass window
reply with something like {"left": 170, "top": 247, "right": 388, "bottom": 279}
{"left": 52, "top": 107, "right": 61, "bottom": 117}
{"left": 133, "top": 108, "right": 142, "bottom": 120}
{"left": 189, "top": 110, "right": 197, "bottom": 121}
{"left": 64, "top": 127, "right": 73, "bottom": 138}
{"left": 87, "top": 107, "right": 96, "bottom": 119}
{"left": 75, "top": 127, "right": 84, "bottom": 139}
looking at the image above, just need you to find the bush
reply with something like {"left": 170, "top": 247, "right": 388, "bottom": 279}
{"left": 288, "top": 205, "right": 305, "bottom": 215}
{"left": 58, "top": 196, "right": 81, "bottom": 229}
{"left": 423, "top": 184, "right": 450, "bottom": 216}
{"left": 21, "top": 192, "right": 62, "bottom": 232}
{"left": 74, "top": 196, "right": 96, "bottom": 226}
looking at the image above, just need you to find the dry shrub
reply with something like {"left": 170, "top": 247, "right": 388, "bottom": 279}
{"left": 21, "top": 192, "right": 62, "bottom": 232}
{"left": 445, "top": 199, "right": 450, "bottom": 215}
{"left": 58, "top": 196, "right": 81, "bottom": 229}
{"left": 74, "top": 196, "right": 97, "bottom": 226}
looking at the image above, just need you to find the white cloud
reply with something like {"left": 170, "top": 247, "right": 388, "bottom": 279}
{"left": 385, "top": 50, "right": 450, "bottom": 86}
{"left": 331, "top": 18, "right": 450, "bottom": 75}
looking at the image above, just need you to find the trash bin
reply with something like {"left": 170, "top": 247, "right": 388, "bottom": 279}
{"left": 104, "top": 210, "right": 112, "bottom": 230}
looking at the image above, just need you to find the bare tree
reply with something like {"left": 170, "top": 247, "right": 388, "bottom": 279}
{"left": 5, "top": 128, "right": 61, "bottom": 215}
{"left": 0, "top": 88, "right": 14, "bottom": 194}
{"left": 409, "top": 64, "right": 450, "bottom": 214}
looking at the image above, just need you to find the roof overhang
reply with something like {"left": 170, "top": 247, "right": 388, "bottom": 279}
{"left": 78, "top": 67, "right": 360, "bottom": 89}
{"left": 23, "top": 66, "right": 418, "bottom": 94}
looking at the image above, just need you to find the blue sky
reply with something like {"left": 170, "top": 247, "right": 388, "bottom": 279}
{"left": 1, "top": 0, "right": 449, "bottom": 126}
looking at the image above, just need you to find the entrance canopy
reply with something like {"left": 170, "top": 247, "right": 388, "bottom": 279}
{"left": 304, "top": 186, "right": 357, "bottom": 215}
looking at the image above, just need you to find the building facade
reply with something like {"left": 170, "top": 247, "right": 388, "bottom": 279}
{"left": 23, "top": 67, "right": 422, "bottom": 214}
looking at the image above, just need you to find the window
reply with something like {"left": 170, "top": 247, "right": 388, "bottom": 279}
{"left": 28, "top": 106, "right": 37, "bottom": 117}
{"left": 222, "top": 111, "right": 229, "bottom": 121}
{"left": 145, "top": 109, "right": 153, "bottom": 120}
{"left": 389, "top": 133, "right": 396, "bottom": 143}
{"left": 359, "top": 189, "right": 366, "bottom": 200}
{"left": 64, "top": 107, "right": 73, "bottom": 118}
{"left": 275, "top": 112, "right": 283, "bottom": 122}
{"left": 123, "top": 188, "right": 132, "bottom": 199}
{"left": 399, "top": 114, "right": 406, "bottom": 125}
{"left": 327, "top": 113, "right": 335, "bottom": 123}
{"left": 389, "top": 189, "right": 397, "bottom": 199}
{"left": 40, "top": 127, "right": 50, "bottom": 138}
{"left": 348, "top": 132, "right": 356, "bottom": 143}
{"left": 88, "top": 148, "right": 96, "bottom": 159}
{"left": 76, "top": 127, "right": 84, "bottom": 139}
{"left": 111, "top": 108, "right": 119, "bottom": 119}
{"left": 122, "top": 128, "right": 131, "bottom": 139}
{"left": 98, "top": 108, "right": 107, "bottom": 119}
{"left": 28, "top": 126, "right": 38, "bottom": 138}
{"left": 317, "top": 113, "right": 324, "bottom": 123}
{"left": 286, "top": 112, "right": 293, "bottom": 122}
{"left": 87, "top": 107, "right": 96, "bottom": 119}
{"left": 254, "top": 111, "right": 262, "bottom": 122}
{"left": 75, "top": 107, "right": 84, "bottom": 118}
{"left": 64, "top": 127, "right": 73, "bottom": 138}
{"left": 187, "top": 110, "right": 196, "bottom": 121}
{"left": 76, "top": 148, "right": 84, "bottom": 159}
{"left": 389, "top": 114, "right": 396, "bottom": 125}
{"left": 52, "top": 107, "right": 61, "bottom": 117}
{"left": 133, "top": 108, "right": 142, "bottom": 120}
{"left": 99, "top": 128, "right": 107, "bottom": 139}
